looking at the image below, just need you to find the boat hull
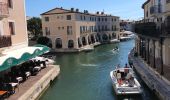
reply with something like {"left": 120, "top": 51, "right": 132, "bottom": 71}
{"left": 110, "top": 68, "right": 142, "bottom": 95}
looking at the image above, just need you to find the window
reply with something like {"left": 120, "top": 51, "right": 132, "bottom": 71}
{"left": 45, "top": 17, "right": 49, "bottom": 22}
{"left": 80, "top": 15, "right": 83, "bottom": 20}
{"left": 84, "top": 16, "right": 86, "bottom": 20}
{"left": 58, "top": 27, "right": 60, "bottom": 30}
{"left": 67, "top": 15, "right": 71, "bottom": 20}
{"left": 67, "top": 26, "right": 72, "bottom": 35}
{"left": 45, "top": 27, "right": 50, "bottom": 35}
{"left": 102, "top": 18, "right": 104, "bottom": 21}
{"left": 61, "top": 16, "right": 64, "bottom": 19}
{"left": 105, "top": 18, "right": 107, "bottom": 21}
{"left": 62, "top": 27, "right": 64, "bottom": 30}
{"left": 8, "top": 0, "right": 13, "bottom": 8}
{"left": 114, "top": 18, "right": 117, "bottom": 21}
{"left": 98, "top": 18, "right": 100, "bottom": 21}
{"left": 9, "top": 22, "right": 15, "bottom": 35}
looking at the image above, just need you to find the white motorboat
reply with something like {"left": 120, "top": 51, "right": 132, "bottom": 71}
{"left": 110, "top": 68, "right": 142, "bottom": 95}
{"left": 110, "top": 39, "right": 120, "bottom": 43}
{"left": 120, "top": 31, "right": 135, "bottom": 41}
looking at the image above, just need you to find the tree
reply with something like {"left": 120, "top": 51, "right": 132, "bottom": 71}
{"left": 37, "top": 36, "right": 52, "bottom": 48}
{"left": 27, "top": 17, "right": 42, "bottom": 39}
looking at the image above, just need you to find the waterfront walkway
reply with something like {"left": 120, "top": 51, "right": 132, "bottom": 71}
{"left": 8, "top": 65, "right": 60, "bottom": 100}
{"left": 129, "top": 50, "right": 170, "bottom": 100}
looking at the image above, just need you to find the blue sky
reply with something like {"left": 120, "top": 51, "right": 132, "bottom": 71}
{"left": 25, "top": 0, "right": 146, "bottom": 20}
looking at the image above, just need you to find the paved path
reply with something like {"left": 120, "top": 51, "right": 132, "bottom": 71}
{"left": 8, "top": 65, "right": 60, "bottom": 100}
{"left": 129, "top": 50, "right": 170, "bottom": 100}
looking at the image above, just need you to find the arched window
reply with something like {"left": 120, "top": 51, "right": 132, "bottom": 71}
{"left": 91, "top": 35, "right": 95, "bottom": 43}
{"left": 102, "top": 34, "right": 108, "bottom": 41}
{"left": 56, "top": 38, "right": 62, "bottom": 48}
{"left": 82, "top": 37, "right": 87, "bottom": 45}
{"left": 112, "top": 33, "right": 116, "bottom": 38}
{"left": 68, "top": 40, "right": 74, "bottom": 48}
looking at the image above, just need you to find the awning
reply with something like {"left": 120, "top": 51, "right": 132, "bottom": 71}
{"left": 0, "top": 45, "right": 50, "bottom": 72}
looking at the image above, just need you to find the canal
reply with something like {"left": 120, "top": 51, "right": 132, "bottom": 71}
{"left": 40, "top": 40, "right": 159, "bottom": 100}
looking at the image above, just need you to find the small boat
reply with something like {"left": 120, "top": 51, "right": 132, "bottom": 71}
{"left": 119, "top": 31, "right": 135, "bottom": 41}
{"left": 112, "top": 47, "right": 119, "bottom": 52}
{"left": 110, "top": 68, "right": 142, "bottom": 95}
{"left": 109, "top": 39, "right": 120, "bottom": 43}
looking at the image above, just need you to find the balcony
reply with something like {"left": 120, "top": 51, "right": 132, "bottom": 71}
{"left": 0, "top": 35, "right": 12, "bottom": 48}
{"left": 0, "top": 2, "right": 9, "bottom": 19}
{"left": 135, "top": 22, "right": 161, "bottom": 38}
{"left": 150, "top": 5, "right": 162, "bottom": 16}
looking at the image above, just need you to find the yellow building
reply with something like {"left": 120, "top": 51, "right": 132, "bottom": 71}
{"left": 41, "top": 7, "right": 120, "bottom": 52}
{"left": 0, "top": 0, "right": 49, "bottom": 72}
{"left": 135, "top": 0, "right": 170, "bottom": 81}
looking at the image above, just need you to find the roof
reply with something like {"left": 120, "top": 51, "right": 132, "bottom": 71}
{"left": 142, "top": 0, "right": 150, "bottom": 9}
{"left": 41, "top": 7, "right": 119, "bottom": 18}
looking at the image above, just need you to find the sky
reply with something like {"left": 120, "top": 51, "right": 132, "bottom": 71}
{"left": 25, "top": 0, "right": 146, "bottom": 20}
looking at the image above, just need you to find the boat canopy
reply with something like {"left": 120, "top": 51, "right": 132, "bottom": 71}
{"left": 0, "top": 45, "right": 50, "bottom": 72}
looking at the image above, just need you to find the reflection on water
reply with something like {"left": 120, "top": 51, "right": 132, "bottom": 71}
{"left": 40, "top": 40, "right": 159, "bottom": 100}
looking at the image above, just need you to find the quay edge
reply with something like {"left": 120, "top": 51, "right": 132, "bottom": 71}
{"left": 18, "top": 65, "right": 60, "bottom": 100}
{"left": 128, "top": 50, "right": 170, "bottom": 100}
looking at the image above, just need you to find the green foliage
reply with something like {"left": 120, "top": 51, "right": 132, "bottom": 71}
{"left": 37, "top": 37, "right": 52, "bottom": 48}
{"left": 27, "top": 17, "right": 42, "bottom": 38}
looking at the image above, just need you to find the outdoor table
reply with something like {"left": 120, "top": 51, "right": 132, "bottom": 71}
{"left": 34, "top": 66, "right": 41, "bottom": 72}
{"left": 9, "top": 82, "right": 19, "bottom": 91}
{"left": 0, "top": 90, "right": 8, "bottom": 99}
{"left": 25, "top": 72, "right": 31, "bottom": 77}
{"left": 16, "top": 77, "right": 23, "bottom": 83}
{"left": 9, "top": 82, "right": 18, "bottom": 87}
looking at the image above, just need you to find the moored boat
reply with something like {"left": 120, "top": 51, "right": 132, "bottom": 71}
{"left": 110, "top": 68, "right": 142, "bottom": 95}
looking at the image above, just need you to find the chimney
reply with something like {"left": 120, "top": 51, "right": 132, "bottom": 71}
{"left": 71, "top": 8, "right": 74, "bottom": 11}
{"left": 76, "top": 9, "right": 79, "bottom": 12}
{"left": 101, "top": 12, "right": 104, "bottom": 15}
{"left": 86, "top": 10, "right": 88, "bottom": 13}
{"left": 60, "top": 7, "right": 63, "bottom": 9}
{"left": 96, "top": 11, "right": 99, "bottom": 14}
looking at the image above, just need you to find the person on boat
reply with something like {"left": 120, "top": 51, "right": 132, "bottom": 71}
{"left": 116, "top": 64, "right": 120, "bottom": 69}
{"left": 116, "top": 70, "right": 122, "bottom": 86}
{"left": 128, "top": 76, "right": 135, "bottom": 87}
{"left": 124, "top": 63, "right": 129, "bottom": 77}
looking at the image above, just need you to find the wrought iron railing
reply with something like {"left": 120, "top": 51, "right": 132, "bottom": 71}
{"left": 0, "top": 35, "right": 12, "bottom": 48}
{"left": 135, "top": 22, "right": 161, "bottom": 37}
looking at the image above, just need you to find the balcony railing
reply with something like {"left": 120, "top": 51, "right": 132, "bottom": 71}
{"left": 0, "top": 35, "right": 12, "bottom": 48}
{"left": 150, "top": 5, "right": 162, "bottom": 15}
{"left": 135, "top": 22, "right": 161, "bottom": 38}
{"left": 0, "top": 2, "right": 9, "bottom": 19}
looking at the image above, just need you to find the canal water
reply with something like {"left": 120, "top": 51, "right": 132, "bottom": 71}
{"left": 40, "top": 40, "right": 159, "bottom": 100}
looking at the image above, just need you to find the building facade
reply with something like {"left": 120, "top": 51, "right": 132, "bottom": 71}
{"left": 135, "top": 0, "right": 170, "bottom": 81}
{"left": 41, "top": 8, "right": 120, "bottom": 52}
{"left": 0, "top": 0, "right": 28, "bottom": 53}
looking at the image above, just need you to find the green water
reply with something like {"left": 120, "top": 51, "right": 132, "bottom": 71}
{"left": 40, "top": 40, "right": 158, "bottom": 100}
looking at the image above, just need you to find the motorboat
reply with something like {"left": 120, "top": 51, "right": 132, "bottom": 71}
{"left": 109, "top": 39, "right": 120, "bottom": 43}
{"left": 110, "top": 68, "right": 142, "bottom": 95}
{"left": 119, "top": 31, "right": 135, "bottom": 41}
{"left": 112, "top": 47, "right": 119, "bottom": 52}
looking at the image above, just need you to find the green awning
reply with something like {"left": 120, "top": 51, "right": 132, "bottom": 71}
{"left": 0, "top": 45, "right": 50, "bottom": 72}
